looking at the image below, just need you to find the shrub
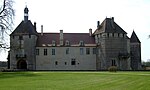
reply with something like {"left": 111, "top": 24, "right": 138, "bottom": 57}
{"left": 108, "top": 66, "right": 117, "bottom": 72}
{"left": 0, "top": 68, "right": 5, "bottom": 72}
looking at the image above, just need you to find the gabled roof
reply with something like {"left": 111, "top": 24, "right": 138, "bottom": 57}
{"left": 36, "top": 33, "right": 95, "bottom": 46}
{"left": 10, "top": 20, "right": 37, "bottom": 35}
{"left": 94, "top": 17, "right": 127, "bottom": 35}
{"left": 130, "top": 31, "right": 141, "bottom": 43}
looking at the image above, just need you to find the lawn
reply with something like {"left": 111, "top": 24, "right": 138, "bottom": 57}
{"left": 0, "top": 71, "right": 150, "bottom": 90}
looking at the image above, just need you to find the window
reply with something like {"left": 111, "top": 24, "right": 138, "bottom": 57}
{"left": 66, "top": 48, "right": 69, "bottom": 54}
{"left": 123, "top": 34, "right": 126, "bottom": 38}
{"left": 52, "top": 40, "right": 56, "bottom": 46}
{"left": 112, "top": 33, "right": 114, "bottom": 37}
{"left": 71, "top": 58, "right": 76, "bottom": 65}
{"left": 119, "top": 34, "right": 123, "bottom": 37}
{"left": 17, "top": 49, "right": 25, "bottom": 57}
{"left": 93, "top": 48, "right": 96, "bottom": 54}
{"left": 65, "top": 62, "right": 67, "bottom": 65}
{"left": 80, "top": 48, "right": 84, "bottom": 55}
{"left": 44, "top": 49, "right": 47, "bottom": 55}
{"left": 20, "top": 40, "right": 24, "bottom": 48}
{"left": 52, "top": 49, "right": 55, "bottom": 55}
{"left": 36, "top": 49, "right": 39, "bottom": 55}
{"left": 29, "top": 34, "right": 31, "bottom": 38}
{"left": 79, "top": 41, "right": 84, "bottom": 46}
{"left": 65, "top": 40, "right": 70, "bottom": 46}
{"left": 86, "top": 48, "right": 90, "bottom": 55}
{"left": 55, "top": 61, "right": 58, "bottom": 65}
{"left": 107, "top": 33, "right": 109, "bottom": 38}
{"left": 19, "top": 36, "right": 23, "bottom": 40}
{"left": 112, "top": 60, "right": 116, "bottom": 66}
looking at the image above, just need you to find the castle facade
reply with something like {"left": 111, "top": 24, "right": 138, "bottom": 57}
{"left": 9, "top": 7, "right": 142, "bottom": 70}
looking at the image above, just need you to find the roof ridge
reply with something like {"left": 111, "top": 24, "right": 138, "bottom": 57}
{"left": 38, "top": 32, "right": 89, "bottom": 34}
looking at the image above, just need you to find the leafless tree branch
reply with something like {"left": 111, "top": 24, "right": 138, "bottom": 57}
{"left": 0, "top": 0, "right": 15, "bottom": 49}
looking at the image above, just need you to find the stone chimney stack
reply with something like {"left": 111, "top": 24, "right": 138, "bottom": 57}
{"left": 111, "top": 17, "right": 115, "bottom": 29}
{"left": 34, "top": 22, "right": 36, "bottom": 31}
{"left": 60, "top": 30, "right": 63, "bottom": 46}
{"left": 97, "top": 21, "right": 100, "bottom": 28}
{"left": 112, "top": 17, "right": 114, "bottom": 22}
{"left": 89, "top": 28, "right": 92, "bottom": 36}
{"left": 41, "top": 25, "right": 43, "bottom": 36}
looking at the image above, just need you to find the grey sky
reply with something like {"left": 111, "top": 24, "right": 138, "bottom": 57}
{"left": 1, "top": 0, "right": 150, "bottom": 61}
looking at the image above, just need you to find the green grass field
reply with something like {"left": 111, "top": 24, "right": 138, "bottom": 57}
{"left": 0, "top": 71, "right": 150, "bottom": 90}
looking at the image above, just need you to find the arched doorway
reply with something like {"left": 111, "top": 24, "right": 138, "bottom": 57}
{"left": 17, "top": 60, "right": 27, "bottom": 69}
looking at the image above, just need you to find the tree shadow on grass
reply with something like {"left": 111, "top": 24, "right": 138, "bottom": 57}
{"left": 0, "top": 72, "right": 40, "bottom": 79}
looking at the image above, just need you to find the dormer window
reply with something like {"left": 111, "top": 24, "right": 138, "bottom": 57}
{"left": 79, "top": 41, "right": 84, "bottom": 46}
{"left": 52, "top": 40, "right": 56, "bottom": 46}
{"left": 47, "top": 44, "right": 51, "bottom": 46}
{"left": 65, "top": 40, "right": 70, "bottom": 46}
{"left": 42, "top": 44, "right": 46, "bottom": 46}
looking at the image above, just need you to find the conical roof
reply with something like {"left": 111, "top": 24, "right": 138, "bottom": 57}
{"left": 130, "top": 31, "right": 141, "bottom": 43}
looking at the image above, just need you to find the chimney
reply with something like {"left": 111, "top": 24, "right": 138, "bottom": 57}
{"left": 60, "top": 30, "right": 63, "bottom": 46}
{"left": 89, "top": 28, "right": 92, "bottom": 36}
{"left": 41, "top": 25, "right": 43, "bottom": 36}
{"left": 111, "top": 17, "right": 115, "bottom": 29}
{"left": 112, "top": 17, "right": 114, "bottom": 22}
{"left": 97, "top": 21, "right": 100, "bottom": 28}
{"left": 34, "top": 22, "right": 36, "bottom": 31}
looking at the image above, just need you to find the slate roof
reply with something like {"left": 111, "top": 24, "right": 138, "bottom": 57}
{"left": 36, "top": 33, "right": 95, "bottom": 46}
{"left": 10, "top": 20, "right": 37, "bottom": 35}
{"left": 130, "top": 31, "right": 141, "bottom": 43}
{"left": 94, "top": 17, "right": 127, "bottom": 35}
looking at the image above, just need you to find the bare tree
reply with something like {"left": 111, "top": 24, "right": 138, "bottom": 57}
{"left": 0, "top": 0, "right": 15, "bottom": 49}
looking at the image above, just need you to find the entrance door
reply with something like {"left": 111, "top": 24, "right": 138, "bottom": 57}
{"left": 17, "top": 60, "right": 27, "bottom": 69}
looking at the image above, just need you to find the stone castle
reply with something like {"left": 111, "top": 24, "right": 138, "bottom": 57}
{"left": 9, "top": 6, "right": 142, "bottom": 70}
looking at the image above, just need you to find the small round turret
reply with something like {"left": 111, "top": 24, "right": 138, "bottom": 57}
{"left": 24, "top": 6, "right": 29, "bottom": 22}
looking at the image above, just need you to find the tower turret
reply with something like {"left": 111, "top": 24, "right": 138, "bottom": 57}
{"left": 130, "top": 31, "right": 142, "bottom": 70}
{"left": 24, "top": 6, "right": 29, "bottom": 22}
{"left": 10, "top": 6, "right": 37, "bottom": 70}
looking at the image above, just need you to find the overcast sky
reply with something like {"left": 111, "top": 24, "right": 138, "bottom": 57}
{"left": 1, "top": 0, "right": 150, "bottom": 61}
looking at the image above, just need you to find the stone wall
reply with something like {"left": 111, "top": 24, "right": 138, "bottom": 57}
{"left": 36, "top": 46, "right": 96, "bottom": 70}
{"left": 130, "top": 43, "right": 142, "bottom": 70}
{"left": 96, "top": 33, "right": 131, "bottom": 70}
{"left": 10, "top": 35, "right": 37, "bottom": 70}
